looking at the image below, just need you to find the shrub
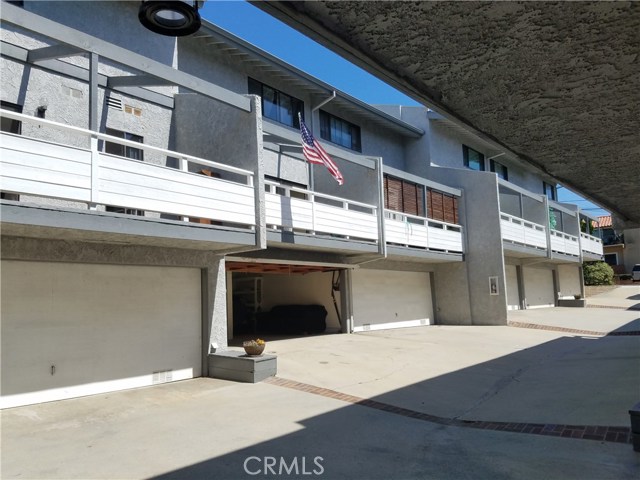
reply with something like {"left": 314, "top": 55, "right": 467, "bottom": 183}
{"left": 583, "top": 261, "right": 614, "bottom": 285}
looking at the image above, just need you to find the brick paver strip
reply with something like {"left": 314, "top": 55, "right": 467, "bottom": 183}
{"left": 507, "top": 321, "right": 640, "bottom": 336}
{"left": 264, "top": 377, "right": 631, "bottom": 445}
{"left": 587, "top": 304, "right": 640, "bottom": 311}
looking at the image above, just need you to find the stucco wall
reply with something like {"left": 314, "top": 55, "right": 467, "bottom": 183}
{"left": 623, "top": 228, "right": 640, "bottom": 273}
{"left": 26, "top": 1, "right": 177, "bottom": 67}
{"left": 427, "top": 120, "right": 550, "bottom": 194}
{"left": 428, "top": 166, "right": 508, "bottom": 325}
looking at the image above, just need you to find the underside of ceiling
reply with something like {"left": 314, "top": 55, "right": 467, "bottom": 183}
{"left": 226, "top": 261, "right": 341, "bottom": 275}
{"left": 254, "top": 1, "right": 640, "bottom": 228}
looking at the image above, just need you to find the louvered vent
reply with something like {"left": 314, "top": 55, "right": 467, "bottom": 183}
{"left": 106, "top": 96, "right": 123, "bottom": 110}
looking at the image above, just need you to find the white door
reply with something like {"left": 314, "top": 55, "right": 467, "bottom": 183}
{"left": 505, "top": 264, "right": 520, "bottom": 310}
{"left": 1, "top": 261, "right": 202, "bottom": 408}
{"left": 523, "top": 266, "right": 555, "bottom": 308}
{"left": 352, "top": 269, "right": 433, "bottom": 331}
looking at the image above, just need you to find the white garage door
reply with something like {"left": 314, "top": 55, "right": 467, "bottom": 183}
{"left": 1, "top": 261, "right": 201, "bottom": 409}
{"left": 523, "top": 267, "right": 555, "bottom": 308}
{"left": 505, "top": 264, "right": 520, "bottom": 310}
{"left": 352, "top": 269, "right": 433, "bottom": 332}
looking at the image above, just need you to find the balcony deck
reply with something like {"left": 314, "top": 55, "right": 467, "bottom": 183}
{"left": 384, "top": 210, "right": 463, "bottom": 254}
{"left": 580, "top": 232, "right": 604, "bottom": 259}
{"left": 0, "top": 111, "right": 259, "bottom": 250}
{"left": 500, "top": 212, "right": 548, "bottom": 255}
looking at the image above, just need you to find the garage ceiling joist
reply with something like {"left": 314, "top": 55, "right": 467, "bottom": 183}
{"left": 226, "top": 261, "right": 342, "bottom": 275}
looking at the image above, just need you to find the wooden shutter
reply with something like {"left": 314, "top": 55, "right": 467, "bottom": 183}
{"left": 428, "top": 190, "right": 444, "bottom": 222}
{"left": 385, "top": 176, "right": 402, "bottom": 212}
{"left": 443, "top": 194, "right": 455, "bottom": 224}
{"left": 402, "top": 182, "right": 418, "bottom": 216}
{"left": 428, "top": 189, "right": 459, "bottom": 224}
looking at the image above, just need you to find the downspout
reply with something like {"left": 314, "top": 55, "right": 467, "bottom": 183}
{"left": 308, "top": 91, "right": 336, "bottom": 192}
{"left": 312, "top": 90, "right": 337, "bottom": 113}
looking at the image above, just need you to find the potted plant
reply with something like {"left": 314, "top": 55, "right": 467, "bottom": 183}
{"left": 243, "top": 338, "right": 266, "bottom": 356}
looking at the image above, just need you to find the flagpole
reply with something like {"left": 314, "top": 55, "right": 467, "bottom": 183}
{"left": 308, "top": 91, "right": 336, "bottom": 192}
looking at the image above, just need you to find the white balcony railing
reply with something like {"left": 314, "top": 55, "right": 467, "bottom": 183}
{"left": 0, "top": 110, "right": 256, "bottom": 228}
{"left": 500, "top": 213, "right": 547, "bottom": 250}
{"left": 384, "top": 210, "right": 463, "bottom": 253}
{"left": 550, "top": 230, "right": 580, "bottom": 256}
{"left": 265, "top": 181, "right": 379, "bottom": 242}
{"left": 580, "top": 232, "right": 604, "bottom": 256}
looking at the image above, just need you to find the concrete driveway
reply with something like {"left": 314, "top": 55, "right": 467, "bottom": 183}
{"left": 2, "top": 306, "right": 639, "bottom": 479}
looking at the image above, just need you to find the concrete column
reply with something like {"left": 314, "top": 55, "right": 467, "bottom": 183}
{"left": 226, "top": 271, "right": 233, "bottom": 341}
{"left": 516, "top": 264, "right": 526, "bottom": 310}
{"left": 429, "top": 271, "right": 437, "bottom": 323}
{"left": 203, "top": 256, "right": 228, "bottom": 374}
{"left": 340, "top": 269, "right": 354, "bottom": 333}
{"left": 89, "top": 52, "right": 98, "bottom": 131}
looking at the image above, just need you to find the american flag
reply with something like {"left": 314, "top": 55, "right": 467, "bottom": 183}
{"left": 299, "top": 113, "right": 344, "bottom": 185}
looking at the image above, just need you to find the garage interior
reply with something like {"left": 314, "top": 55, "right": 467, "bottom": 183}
{"left": 226, "top": 260, "right": 347, "bottom": 341}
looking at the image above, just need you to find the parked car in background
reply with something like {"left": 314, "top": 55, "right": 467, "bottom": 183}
{"left": 632, "top": 264, "right": 640, "bottom": 282}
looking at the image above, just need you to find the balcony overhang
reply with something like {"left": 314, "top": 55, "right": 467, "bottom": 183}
{"left": 254, "top": 1, "right": 640, "bottom": 228}
{"left": 0, "top": 203, "right": 257, "bottom": 253}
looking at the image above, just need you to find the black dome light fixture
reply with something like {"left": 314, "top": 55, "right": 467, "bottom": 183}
{"left": 139, "top": 1, "right": 203, "bottom": 37}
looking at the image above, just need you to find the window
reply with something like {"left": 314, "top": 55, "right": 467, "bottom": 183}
{"left": 384, "top": 175, "right": 424, "bottom": 217}
{"left": 490, "top": 159, "right": 508, "bottom": 180}
{"left": 248, "top": 78, "right": 303, "bottom": 129}
{"left": 463, "top": 145, "right": 484, "bottom": 171}
{"left": 1, "top": 101, "right": 22, "bottom": 134}
{"left": 543, "top": 181, "right": 556, "bottom": 201}
{"left": 427, "top": 189, "right": 459, "bottom": 224}
{"left": 319, "top": 110, "right": 361, "bottom": 152}
{"left": 604, "top": 253, "right": 618, "bottom": 266}
{"left": 104, "top": 128, "right": 143, "bottom": 160}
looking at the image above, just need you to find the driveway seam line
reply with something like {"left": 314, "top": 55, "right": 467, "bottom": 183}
{"left": 264, "top": 377, "right": 632, "bottom": 445}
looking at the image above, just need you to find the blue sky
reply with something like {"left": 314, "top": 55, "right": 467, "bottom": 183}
{"left": 200, "top": 1, "right": 608, "bottom": 217}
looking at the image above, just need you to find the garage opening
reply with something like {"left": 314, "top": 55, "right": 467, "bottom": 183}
{"left": 226, "top": 261, "right": 346, "bottom": 340}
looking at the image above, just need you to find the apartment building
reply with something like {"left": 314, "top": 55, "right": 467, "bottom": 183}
{"left": 0, "top": 1, "right": 602, "bottom": 408}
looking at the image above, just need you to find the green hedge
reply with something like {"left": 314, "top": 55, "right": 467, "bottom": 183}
{"left": 583, "top": 261, "right": 614, "bottom": 286}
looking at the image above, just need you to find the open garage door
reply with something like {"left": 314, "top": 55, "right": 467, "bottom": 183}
{"left": 227, "top": 261, "right": 346, "bottom": 337}
{"left": 523, "top": 266, "right": 555, "bottom": 308}
{"left": 1, "top": 261, "right": 202, "bottom": 409}
{"left": 351, "top": 269, "right": 434, "bottom": 332}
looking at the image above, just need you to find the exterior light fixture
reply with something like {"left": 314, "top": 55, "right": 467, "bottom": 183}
{"left": 138, "top": 1, "right": 203, "bottom": 37}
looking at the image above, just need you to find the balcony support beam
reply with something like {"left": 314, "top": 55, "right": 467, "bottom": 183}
{"left": 107, "top": 75, "right": 174, "bottom": 89}
{"left": 27, "top": 44, "right": 84, "bottom": 63}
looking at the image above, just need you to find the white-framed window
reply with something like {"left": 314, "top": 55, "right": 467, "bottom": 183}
{"left": 604, "top": 253, "right": 618, "bottom": 266}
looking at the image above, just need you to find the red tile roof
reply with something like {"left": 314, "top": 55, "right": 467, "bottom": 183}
{"left": 598, "top": 215, "right": 612, "bottom": 228}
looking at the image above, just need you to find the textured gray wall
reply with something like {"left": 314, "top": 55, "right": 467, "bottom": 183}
{"left": 429, "top": 166, "right": 508, "bottom": 326}
{"left": 26, "top": 1, "right": 177, "bottom": 67}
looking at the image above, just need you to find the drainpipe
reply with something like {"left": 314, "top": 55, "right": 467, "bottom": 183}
{"left": 312, "top": 90, "right": 337, "bottom": 113}
{"left": 307, "top": 91, "right": 337, "bottom": 192}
